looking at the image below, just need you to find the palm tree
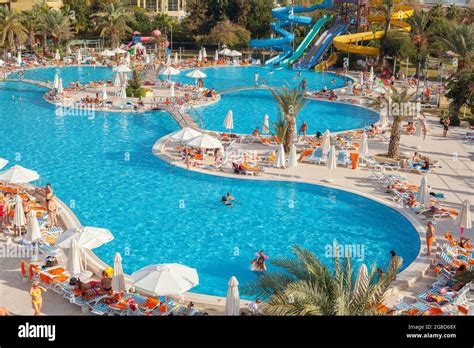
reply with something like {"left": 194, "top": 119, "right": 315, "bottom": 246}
{"left": 0, "top": 7, "right": 28, "bottom": 53}
{"left": 21, "top": 11, "right": 40, "bottom": 50}
{"left": 241, "top": 245, "right": 402, "bottom": 315}
{"left": 407, "top": 11, "right": 432, "bottom": 79}
{"left": 372, "top": 0, "right": 401, "bottom": 64}
{"left": 428, "top": 4, "right": 444, "bottom": 20}
{"left": 32, "top": 0, "right": 53, "bottom": 51}
{"left": 370, "top": 86, "right": 425, "bottom": 159}
{"left": 44, "top": 10, "right": 75, "bottom": 48}
{"left": 446, "top": 4, "right": 460, "bottom": 21}
{"left": 437, "top": 23, "right": 474, "bottom": 73}
{"left": 445, "top": 67, "right": 474, "bottom": 126}
{"left": 270, "top": 87, "right": 308, "bottom": 152}
{"left": 93, "top": 2, "right": 134, "bottom": 48}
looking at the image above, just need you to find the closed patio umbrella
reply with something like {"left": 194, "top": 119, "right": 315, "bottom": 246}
{"left": 275, "top": 143, "right": 286, "bottom": 168}
{"left": 369, "top": 66, "right": 374, "bottom": 84}
{"left": 17, "top": 51, "right": 22, "bottom": 66}
{"left": 101, "top": 83, "right": 108, "bottom": 101}
{"left": 125, "top": 52, "right": 131, "bottom": 66}
{"left": 57, "top": 78, "right": 63, "bottom": 94}
{"left": 132, "top": 263, "right": 199, "bottom": 296}
{"left": 262, "top": 115, "right": 270, "bottom": 134}
{"left": 326, "top": 145, "right": 337, "bottom": 182}
{"left": 66, "top": 239, "right": 84, "bottom": 276}
{"left": 113, "top": 73, "right": 121, "bottom": 87}
{"left": 53, "top": 74, "right": 59, "bottom": 89}
{"left": 288, "top": 144, "right": 298, "bottom": 176}
{"left": 321, "top": 129, "right": 331, "bottom": 155}
{"left": 112, "top": 252, "right": 127, "bottom": 293}
{"left": 119, "top": 83, "right": 127, "bottom": 100}
{"left": 170, "top": 82, "right": 175, "bottom": 97}
{"left": 417, "top": 175, "right": 430, "bottom": 207}
{"left": 0, "top": 59, "right": 4, "bottom": 66}
{"left": 13, "top": 194, "right": 25, "bottom": 229}
{"left": 202, "top": 47, "right": 207, "bottom": 59}
{"left": 359, "top": 71, "right": 364, "bottom": 85}
{"left": 197, "top": 50, "right": 203, "bottom": 62}
{"left": 225, "top": 276, "right": 240, "bottom": 316}
{"left": 224, "top": 110, "right": 234, "bottom": 133}
{"left": 55, "top": 49, "right": 61, "bottom": 61}
{"left": 458, "top": 200, "right": 472, "bottom": 236}
{"left": 379, "top": 108, "right": 388, "bottom": 128}
{"left": 174, "top": 52, "right": 179, "bottom": 65}
{"left": 214, "top": 50, "right": 219, "bottom": 61}
{"left": 0, "top": 165, "right": 39, "bottom": 184}
{"left": 25, "top": 210, "right": 41, "bottom": 243}
{"left": 76, "top": 50, "right": 82, "bottom": 64}
{"left": 359, "top": 133, "right": 369, "bottom": 158}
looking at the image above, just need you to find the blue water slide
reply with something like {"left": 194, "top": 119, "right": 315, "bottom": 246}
{"left": 249, "top": 0, "right": 333, "bottom": 67}
{"left": 293, "top": 20, "right": 349, "bottom": 70}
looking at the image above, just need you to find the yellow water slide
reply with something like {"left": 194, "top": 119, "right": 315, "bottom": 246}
{"left": 333, "top": 0, "right": 413, "bottom": 56}
{"left": 315, "top": 53, "right": 338, "bottom": 71}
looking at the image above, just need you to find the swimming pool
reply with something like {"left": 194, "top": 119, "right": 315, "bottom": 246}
{"left": 16, "top": 66, "right": 114, "bottom": 86}
{"left": 192, "top": 89, "right": 379, "bottom": 134}
{"left": 0, "top": 76, "right": 420, "bottom": 298}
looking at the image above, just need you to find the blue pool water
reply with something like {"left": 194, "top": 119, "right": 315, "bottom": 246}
{"left": 0, "top": 68, "right": 420, "bottom": 298}
{"left": 16, "top": 66, "right": 114, "bottom": 86}
{"left": 193, "top": 89, "right": 379, "bottom": 134}
{"left": 170, "top": 66, "right": 349, "bottom": 92}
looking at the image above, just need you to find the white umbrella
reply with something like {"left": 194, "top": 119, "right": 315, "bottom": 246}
{"left": 145, "top": 54, "right": 150, "bottom": 64}
{"left": 112, "top": 47, "right": 127, "bottom": 54}
{"left": 113, "top": 65, "right": 132, "bottom": 73}
{"left": 174, "top": 52, "right": 179, "bottom": 65}
{"left": 186, "top": 70, "right": 207, "bottom": 79}
{"left": 0, "top": 165, "right": 39, "bottom": 184}
{"left": 262, "top": 115, "right": 270, "bottom": 134}
{"left": 187, "top": 134, "right": 223, "bottom": 149}
{"left": 417, "top": 175, "right": 430, "bottom": 207}
{"left": 224, "top": 110, "right": 234, "bottom": 132}
{"left": 101, "top": 83, "right": 108, "bottom": 101}
{"left": 288, "top": 144, "right": 298, "bottom": 176}
{"left": 197, "top": 50, "right": 203, "bottom": 62}
{"left": 229, "top": 50, "right": 242, "bottom": 57}
{"left": 326, "top": 145, "right": 337, "bottom": 182}
{"left": 214, "top": 50, "right": 219, "bottom": 61}
{"left": 161, "top": 66, "right": 180, "bottom": 80}
{"left": 53, "top": 74, "right": 59, "bottom": 89}
{"left": 125, "top": 52, "right": 131, "bottom": 66}
{"left": 225, "top": 276, "right": 240, "bottom": 316}
{"left": 13, "top": 194, "right": 25, "bottom": 228}
{"left": 0, "top": 59, "right": 4, "bottom": 66}
{"left": 119, "top": 83, "right": 127, "bottom": 100}
{"left": 369, "top": 66, "right": 374, "bottom": 83}
{"left": 112, "top": 252, "right": 127, "bottom": 293}
{"left": 202, "top": 47, "right": 207, "bottom": 58}
{"left": 414, "top": 118, "right": 423, "bottom": 138}
{"left": 113, "top": 73, "right": 121, "bottom": 87}
{"left": 132, "top": 263, "right": 199, "bottom": 296}
{"left": 379, "top": 108, "right": 388, "bottom": 128}
{"left": 55, "top": 49, "right": 61, "bottom": 61}
{"left": 219, "top": 48, "right": 232, "bottom": 56}
{"left": 66, "top": 46, "right": 72, "bottom": 55}
{"left": 76, "top": 50, "right": 82, "bottom": 64}
{"left": 458, "top": 200, "right": 472, "bottom": 236}
{"left": 275, "top": 143, "right": 286, "bottom": 168}
{"left": 347, "top": 80, "right": 354, "bottom": 94}
{"left": 25, "top": 210, "right": 41, "bottom": 243}
{"left": 170, "top": 127, "right": 202, "bottom": 142}
{"left": 66, "top": 239, "right": 84, "bottom": 276}
{"left": 17, "top": 51, "right": 22, "bottom": 65}
{"left": 56, "top": 226, "right": 114, "bottom": 249}
{"left": 359, "top": 133, "right": 369, "bottom": 158}
{"left": 57, "top": 78, "right": 63, "bottom": 94}
{"left": 170, "top": 82, "right": 175, "bottom": 97}
{"left": 0, "top": 158, "right": 8, "bottom": 169}
{"left": 321, "top": 129, "right": 331, "bottom": 155}
{"left": 359, "top": 71, "right": 364, "bottom": 85}
{"left": 100, "top": 49, "right": 115, "bottom": 57}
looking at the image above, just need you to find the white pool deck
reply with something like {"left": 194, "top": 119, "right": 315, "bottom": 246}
{"left": 0, "top": 71, "right": 472, "bottom": 315}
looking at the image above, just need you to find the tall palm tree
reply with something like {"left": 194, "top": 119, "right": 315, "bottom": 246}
{"left": 32, "top": 0, "right": 53, "bottom": 51}
{"left": 370, "top": 86, "right": 425, "bottom": 159}
{"left": 437, "top": 23, "right": 474, "bottom": 73}
{"left": 21, "top": 10, "right": 40, "bottom": 50}
{"left": 270, "top": 87, "right": 308, "bottom": 152}
{"left": 0, "top": 7, "right": 28, "bottom": 53}
{"left": 446, "top": 4, "right": 460, "bottom": 21}
{"left": 407, "top": 11, "right": 432, "bottom": 79}
{"left": 93, "top": 2, "right": 134, "bottom": 48}
{"left": 372, "top": 0, "right": 401, "bottom": 64}
{"left": 445, "top": 67, "right": 474, "bottom": 125}
{"left": 44, "top": 10, "right": 75, "bottom": 48}
{"left": 242, "top": 245, "right": 402, "bottom": 315}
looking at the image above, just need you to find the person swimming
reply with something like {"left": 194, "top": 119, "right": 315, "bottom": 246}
{"left": 251, "top": 250, "right": 269, "bottom": 272}
{"left": 226, "top": 192, "right": 235, "bottom": 201}
{"left": 221, "top": 195, "right": 232, "bottom": 207}
{"left": 330, "top": 79, "right": 336, "bottom": 84}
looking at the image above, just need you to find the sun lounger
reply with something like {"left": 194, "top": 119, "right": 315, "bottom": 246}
{"left": 336, "top": 151, "right": 350, "bottom": 166}
{"left": 304, "top": 147, "right": 326, "bottom": 164}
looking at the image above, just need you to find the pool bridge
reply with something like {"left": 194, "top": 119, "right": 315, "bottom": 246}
{"left": 218, "top": 85, "right": 284, "bottom": 94}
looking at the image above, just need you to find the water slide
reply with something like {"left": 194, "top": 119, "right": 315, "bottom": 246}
{"left": 315, "top": 52, "right": 338, "bottom": 71}
{"left": 249, "top": 0, "right": 333, "bottom": 67}
{"left": 333, "top": 0, "right": 413, "bottom": 56}
{"left": 279, "top": 14, "right": 332, "bottom": 68}
{"left": 293, "top": 20, "right": 349, "bottom": 70}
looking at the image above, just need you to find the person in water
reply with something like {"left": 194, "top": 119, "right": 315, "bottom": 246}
{"left": 221, "top": 195, "right": 232, "bottom": 207}
{"left": 251, "top": 250, "right": 268, "bottom": 271}
{"left": 226, "top": 192, "right": 235, "bottom": 201}
{"left": 330, "top": 79, "right": 336, "bottom": 85}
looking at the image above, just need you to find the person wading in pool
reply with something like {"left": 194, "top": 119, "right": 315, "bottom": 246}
{"left": 251, "top": 250, "right": 268, "bottom": 272}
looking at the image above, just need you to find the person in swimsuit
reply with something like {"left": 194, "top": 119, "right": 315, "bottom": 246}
{"left": 100, "top": 270, "right": 113, "bottom": 293}
{"left": 298, "top": 121, "right": 308, "bottom": 140}
{"left": 3, "top": 192, "right": 11, "bottom": 225}
{"left": 389, "top": 250, "right": 399, "bottom": 280}
{"left": 47, "top": 198, "right": 58, "bottom": 227}
{"left": 226, "top": 192, "right": 235, "bottom": 201}
{"left": 426, "top": 221, "right": 436, "bottom": 256}
{"left": 23, "top": 198, "right": 32, "bottom": 219}
{"left": 251, "top": 250, "right": 268, "bottom": 271}
{"left": 30, "top": 281, "right": 47, "bottom": 315}
{"left": 221, "top": 196, "right": 232, "bottom": 207}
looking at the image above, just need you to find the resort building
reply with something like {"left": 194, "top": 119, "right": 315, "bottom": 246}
{"left": 0, "top": 0, "right": 62, "bottom": 11}
{"left": 128, "top": 0, "right": 187, "bottom": 19}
